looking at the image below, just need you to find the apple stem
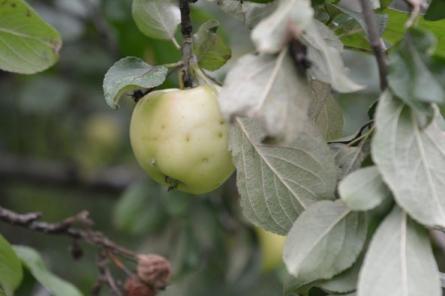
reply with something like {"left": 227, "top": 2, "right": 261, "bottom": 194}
{"left": 179, "top": 0, "right": 195, "bottom": 88}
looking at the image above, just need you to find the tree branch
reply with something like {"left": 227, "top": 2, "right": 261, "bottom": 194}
{"left": 179, "top": 0, "right": 194, "bottom": 88}
{"left": 358, "top": 0, "right": 388, "bottom": 90}
{"left": 0, "top": 153, "right": 141, "bottom": 195}
{"left": 0, "top": 206, "right": 172, "bottom": 295}
{"left": 0, "top": 207, "right": 136, "bottom": 259}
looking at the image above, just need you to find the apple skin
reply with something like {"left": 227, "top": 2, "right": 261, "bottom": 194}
{"left": 256, "top": 228, "right": 286, "bottom": 272}
{"left": 130, "top": 86, "right": 234, "bottom": 194}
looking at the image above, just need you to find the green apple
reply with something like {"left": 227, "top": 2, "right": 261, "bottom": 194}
{"left": 130, "top": 86, "right": 234, "bottom": 194}
{"left": 256, "top": 228, "right": 286, "bottom": 272}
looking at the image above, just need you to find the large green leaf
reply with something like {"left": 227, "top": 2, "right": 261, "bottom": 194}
{"left": 339, "top": 166, "right": 391, "bottom": 211}
{"left": 0, "top": 235, "right": 22, "bottom": 296}
{"left": 0, "top": 0, "right": 62, "bottom": 74}
{"left": 357, "top": 206, "right": 441, "bottom": 296}
{"left": 230, "top": 118, "right": 337, "bottom": 234}
{"left": 387, "top": 28, "right": 444, "bottom": 112}
{"left": 284, "top": 200, "right": 367, "bottom": 288}
{"left": 372, "top": 91, "right": 445, "bottom": 229}
{"left": 193, "top": 20, "right": 231, "bottom": 71}
{"left": 132, "top": 0, "right": 180, "bottom": 40}
{"left": 383, "top": 9, "right": 445, "bottom": 57}
{"left": 103, "top": 57, "right": 168, "bottom": 109}
{"left": 13, "top": 246, "right": 83, "bottom": 296}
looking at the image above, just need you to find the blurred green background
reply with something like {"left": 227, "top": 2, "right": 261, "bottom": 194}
{"left": 0, "top": 0, "right": 380, "bottom": 295}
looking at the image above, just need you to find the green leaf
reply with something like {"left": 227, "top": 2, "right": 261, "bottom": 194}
{"left": 132, "top": 0, "right": 180, "bottom": 40}
{"left": 372, "top": 91, "right": 445, "bottom": 229}
{"left": 309, "top": 80, "right": 344, "bottom": 141}
{"left": 302, "top": 21, "right": 363, "bottom": 93}
{"left": 388, "top": 28, "right": 444, "bottom": 110}
{"left": 113, "top": 180, "right": 168, "bottom": 235}
{"left": 284, "top": 200, "right": 367, "bottom": 287}
{"left": 0, "top": 0, "right": 62, "bottom": 74}
{"left": 13, "top": 246, "right": 83, "bottom": 296}
{"left": 425, "top": 0, "right": 445, "bottom": 21}
{"left": 193, "top": 20, "right": 231, "bottom": 71}
{"left": 103, "top": 57, "right": 168, "bottom": 109}
{"left": 251, "top": 0, "right": 313, "bottom": 53}
{"left": 357, "top": 206, "right": 441, "bottom": 296}
{"left": 0, "top": 235, "right": 22, "bottom": 296}
{"left": 219, "top": 50, "right": 310, "bottom": 142}
{"left": 339, "top": 166, "right": 391, "bottom": 211}
{"left": 230, "top": 118, "right": 338, "bottom": 234}
{"left": 383, "top": 8, "right": 445, "bottom": 57}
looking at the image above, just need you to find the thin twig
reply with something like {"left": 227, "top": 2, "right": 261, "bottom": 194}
{"left": 97, "top": 252, "right": 123, "bottom": 296}
{"left": 0, "top": 206, "right": 136, "bottom": 260}
{"left": 403, "top": 0, "right": 427, "bottom": 28}
{"left": 179, "top": 0, "right": 194, "bottom": 88}
{"left": 358, "top": 0, "right": 388, "bottom": 90}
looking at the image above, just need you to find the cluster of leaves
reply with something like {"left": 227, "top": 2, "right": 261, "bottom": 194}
{"left": 100, "top": 0, "right": 445, "bottom": 295}
{"left": 211, "top": 1, "right": 445, "bottom": 296}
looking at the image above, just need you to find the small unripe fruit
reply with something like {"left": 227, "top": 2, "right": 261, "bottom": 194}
{"left": 256, "top": 228, "right": 286, "bottom": 272}
{"left": 130, "top": 86, "right": 234, "bottom": 194}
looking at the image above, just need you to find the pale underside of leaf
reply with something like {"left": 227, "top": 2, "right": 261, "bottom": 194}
{"left": 284, "top": 200, "right": 367, "bottom": 286}
{"left": 230, "top": 118, "right": 337, "bottom": 234}
{"left": 219, "top": 49, "right": 310, "bottom": 142}
{"left": 372, "top": 91, "right": 445, "bottom": 228}
{"left": 317, "top": 253, "right": 362, "bottom": 294}
{"left": 251, "top": 0, "right": 314, "bottom": 53}
{"left": 357, "top": 206, "right": 441, "bottom": 296}
{"left": 339, "top": 166, "right": 391, "bottom": 211}
{"left": 302, "top": 20, "right": 363, "bottom": 93}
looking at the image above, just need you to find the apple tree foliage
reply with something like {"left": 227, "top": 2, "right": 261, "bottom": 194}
{"left": 1, "top": 0, "right": 445, "bottom": 295}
